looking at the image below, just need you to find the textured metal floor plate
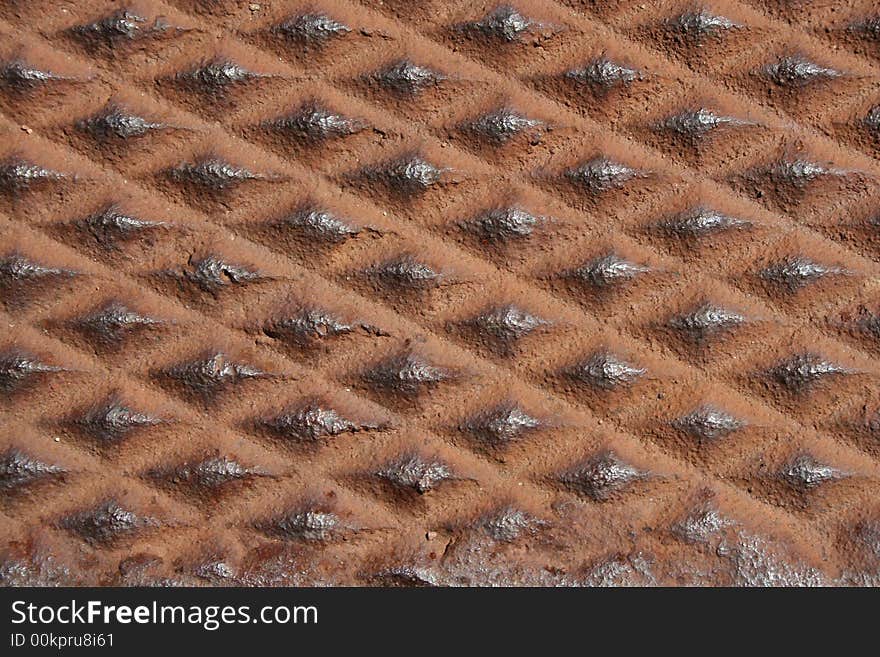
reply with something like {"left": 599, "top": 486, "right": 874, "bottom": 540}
{"left": 2, "top": 0, "right": 880, "bottom": 586}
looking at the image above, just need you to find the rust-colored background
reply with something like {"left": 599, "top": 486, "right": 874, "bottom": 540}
{"left": 3, "top": 0, "right": 880, "bottom": 586}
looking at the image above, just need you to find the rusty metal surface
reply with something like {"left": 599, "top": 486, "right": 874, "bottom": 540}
{"left": 2, "top": 0, "right": 880, "bottom": 586}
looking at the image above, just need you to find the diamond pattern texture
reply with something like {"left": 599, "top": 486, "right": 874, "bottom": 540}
{"left": 2, "top": 0, "right": 880, "bottom": 586}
